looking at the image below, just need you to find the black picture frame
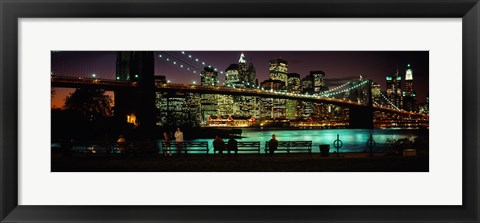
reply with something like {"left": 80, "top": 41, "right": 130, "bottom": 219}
{"left": 1, "top": 0, "right": 478, "bottom": 222}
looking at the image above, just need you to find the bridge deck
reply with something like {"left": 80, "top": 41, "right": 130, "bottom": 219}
{"left": 51, "top": 76, "right": 427, "bottom": 117}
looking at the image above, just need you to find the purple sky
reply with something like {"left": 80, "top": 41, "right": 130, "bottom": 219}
{"left": 51, "top": 51, "right": 429, "bottom": 107}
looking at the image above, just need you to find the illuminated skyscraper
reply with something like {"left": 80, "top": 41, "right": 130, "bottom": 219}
{"left": 222, "top": 54, "right": 258, "bottom": 118}
{"left": 236, "top": 53, "right": 257, "bottom": 87}
{"left": 156, "top": 91, "right": 200, "bottom": 127}
{"left": 386, "top": 66, "right": 402, "bottom": 109}
{"left": 238, "top": 53, "right": 249, "bottom": 85}
{"left": 403, "top": 64, "right": 417, "bottom": 111}
{"left": 269, "top": 58, "right": 288, "bottom": 86}
{"left": 371, "top": 82, "right": 381, "bottom": 105}
{"left": 200, "top": 67, "right": 219, "bottom": 122}
{"left": 219, "top": 64, "right": 240, "bottom": 116}
{"left": 246, "top": 62, "right": 256, "bottom": 87}
{"left": 300, "top": 75, "right": 314, "bottom": 118}
{"left": 265, "top": 58, "right": 288, "bottom": 119}
{"left": 405, "top": 64, "right": 413, "bottom": 95}
{"left": 310, "top": 70, "right": 327, "bottom": 93}
{"left": 286, "top": 73, "right": 301, "bottom": 120}
{"left": 260, "top": 79, "right": 286, "bottom": 119}
{"left": 201, "top": 66, "right": 218, "bottom": 86}
{"left": 225, "top": 64, "right": 240, "bottom": 86}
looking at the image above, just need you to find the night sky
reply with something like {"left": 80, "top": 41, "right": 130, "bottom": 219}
{"left": 51, "top": 51, "right": 429, "bottom": 108}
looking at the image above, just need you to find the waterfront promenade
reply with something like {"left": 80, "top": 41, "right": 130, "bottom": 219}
{"left": 51, "top": 152, "right": 428, "bottom": 172}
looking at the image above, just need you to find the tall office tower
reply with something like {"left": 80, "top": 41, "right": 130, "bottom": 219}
{"left": 246, "top": 62, "right": 257, "bottom": 87}
{"left": 371, "top": 82, "right": 382, "bottom": 105}
{"left": 237, "top": 53, "right": 257, "bottom": 87}
{"left": 201, "top": 67, "right": 218, "bottom": 86}
{"left": 386, "top": 66, "right": 403, "bottom": 109}
{"left": 222, "top": 64, "right": 241, "bottom": 116}
{"left": 156, "top": 92, "right": 200, "bottom": 127}
{"left": 300, "top": 75, "right": 314, "bottom": 118}
{"left": 269, "top": 58, "right": 289, "bottom": 86}
{"left": 310, "top": 71, "right": 329, "bottom": 120}
{"left": 238, "top": 53, "right": 248, "bottom": 85}
{"left": 234, "top": 53, "right": 259, "bottom": 118}
{"left": 286, "top": 73, "right": 301, "bottom": 120}
{"left": 287, "top": 73, "right": 301, "bottom": 93}
{"left": 301, "top": 75, "right": 314, "bottom": 94}
{"left": 225, "top": 64, "right": 240, "bottom": 86}
{"left": 200, "top": 67, "right": 219, "bottom": 122}
{"left": 310, "top": 70, "right": 328, "bottom": 93}
{"left": 260, "top": 79, "right": 286, "bottom": 119}
{"left": 402, "top": 64, "right": 417, "bottom": 111}
{"left": 404, "top": 64, "right": 413, "bottom": 95}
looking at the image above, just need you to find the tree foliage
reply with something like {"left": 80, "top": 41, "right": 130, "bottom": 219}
{"left": 64, "top": 88, "right": 112, "bottom": 119}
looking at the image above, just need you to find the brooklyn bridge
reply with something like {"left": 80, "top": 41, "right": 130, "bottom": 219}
{"left": 51, "top": 51, "right": 428, "bottom": 130}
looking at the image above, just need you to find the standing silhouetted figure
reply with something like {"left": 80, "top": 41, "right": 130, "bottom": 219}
{"left": 174, "top": 128, "right": 184, "bottom": 154}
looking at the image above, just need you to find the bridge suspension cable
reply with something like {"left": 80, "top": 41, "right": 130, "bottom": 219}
{"left": 317, "top": 82, "right": 351, "bottom": 96}
{"left": 379, "top": 92, "right": 400, "bottom": 110}
{"left": 179, "top": 51, "right": 224, "bottom": 74}
{"left": 321, "top": 80, "right": 369, "bottom": 97}
{"left": 156, "top": 52, "right": 204, "bottom": 76}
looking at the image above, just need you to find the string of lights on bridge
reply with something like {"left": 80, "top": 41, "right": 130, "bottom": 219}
{"left": 157, "top": 51, "right": 226, "bottom": 85}
{"left": 320, "top": 80, "right": 369, "bottom": 97}
{"left": 179, "top": 51, "right": 224, "bottom": 74}
{"left": 316, "top": 82, "right": 350, "bottom": 96}
{"left": 157, "top": 52, "right": 204, "bottom": 77}
{"left": 380, "top": 93, "right": 400, "bottom": 110}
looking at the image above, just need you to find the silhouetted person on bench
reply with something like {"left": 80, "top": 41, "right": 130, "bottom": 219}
{"left": 227, "top": 137, "right": 238, "bottom": 155}
{"left": 213, "top": 135, "right": 225, "bottom": 155}
{"left": 269, "top": 134, "right": 278, "bottom": 155}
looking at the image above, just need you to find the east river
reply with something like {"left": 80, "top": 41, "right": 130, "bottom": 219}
{"left": 185, "top": 128, "right": 428, "bottom": 153}
{"left": 62, "top": 128, "right": 428, "bottom": 154}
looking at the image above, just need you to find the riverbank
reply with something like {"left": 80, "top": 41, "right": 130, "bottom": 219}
{"left": 51, "top": 152, "right": 428, "bottom": 172}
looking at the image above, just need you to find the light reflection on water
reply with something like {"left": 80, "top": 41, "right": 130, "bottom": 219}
{"left": 64, "top": 128, "right": 427, "bottom": 154}
{"left": 187, "top": 128, "right": 428, "bottom": 153}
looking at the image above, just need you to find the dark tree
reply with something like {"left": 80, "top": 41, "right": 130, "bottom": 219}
{"left": 64, "top": 88, "right": 112, "bottom": 120}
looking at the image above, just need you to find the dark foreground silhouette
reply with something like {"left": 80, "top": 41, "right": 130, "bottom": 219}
{"left": 51, "top": 152, "right": 428, "bottom": 172}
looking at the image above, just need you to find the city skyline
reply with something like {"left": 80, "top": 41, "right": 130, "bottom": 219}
{"left": 51, "top": 51, "right": 429, "bottom": 108}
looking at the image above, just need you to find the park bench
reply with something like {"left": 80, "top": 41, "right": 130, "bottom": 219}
{"left": 264, "top": 141, "right": 312, "bottom": 154}
{"left": 161, "top": 141, "right": 209, "bottom": 155}
{"left": 237, "top": 141, "right": 261, "bottom": 154}
{"left": 130, "top": 141, "right": 156, "bottom": 157}
{"left": 214, "top": 141, "right": 261, "bottom": 154}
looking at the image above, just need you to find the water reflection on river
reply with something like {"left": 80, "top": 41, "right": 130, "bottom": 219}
{"left": 188, "top": 128, "right": 428, "bottom": 153}
{"left": 64, "top": 128, "right": 427, "bottom": 154}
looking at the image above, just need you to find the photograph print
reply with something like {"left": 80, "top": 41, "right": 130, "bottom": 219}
{"left": 51, "top": 51, "right": 429, "bottom": 172}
